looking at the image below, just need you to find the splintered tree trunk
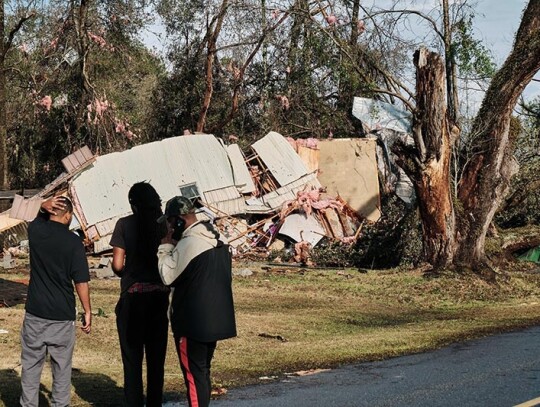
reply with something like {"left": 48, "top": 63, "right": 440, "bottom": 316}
{"left": 456, "top": 0, "right": 540, "bottom": 269}
{"left": 396, "top": 48, "right": 457, "bottom": 268}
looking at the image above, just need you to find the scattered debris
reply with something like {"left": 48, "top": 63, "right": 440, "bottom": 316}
{"left": 3, "top": 130, "right": 382, "bottom": 266}
{"left": 233, "top": 268, "right": 253, "bottom": 277}
{"left": 292, "top": 368, "right": 331, "bottom": 376}
{"left": 352, "top": 97, "right": 415, "bottom": 206}
{"left": 518, "top": 246, "right": 540, "bottom": 264}
{"left": 1, "top": 252, "right": 15, "bottom": 269}
{"left": 90, "top": 256, "right": 115, "bottom": 279}
{"left": 258, "top": 376, "right": 279, "bottom": 381}
{"left": 294, "top": 241, "right": 312, "bottom": 266}
{"left": 5, "top": 242, "right": 29, "bottom": 258}
{"left": 211, "top": 387, "right": 228, "bottom": 397}
{"left": 258, "top": 332, "right": 288, "bottom": 342}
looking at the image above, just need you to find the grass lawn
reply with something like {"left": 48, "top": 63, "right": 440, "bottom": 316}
{"left": 1, "top": 260, "right": 540, "bottom": 406}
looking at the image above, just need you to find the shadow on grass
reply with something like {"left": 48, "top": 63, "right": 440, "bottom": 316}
{"left": 72, "top": 368, "right": 123, "bottom": 406}
{"left": 0, "top": 368, "right": 51, "bottom": 407}
{"left": 0, "top": 277, "right": 28, "bottom": 307}
{"left": 72, "top": 370, "right": 182, "bottom": 406}
{"left": 0, "top": 368, "right": 125, "bottom": 406}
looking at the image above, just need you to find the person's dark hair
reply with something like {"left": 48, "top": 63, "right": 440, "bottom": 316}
{"left": 128, "top": 182, "right": 166, "bottom": 263}
{"left": 57, "top": 196, "right": 74, "bottom": 215}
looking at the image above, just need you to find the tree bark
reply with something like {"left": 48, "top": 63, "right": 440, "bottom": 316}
{"left": 442, "top": 0, "right": 458, "bottom": 123}
{"left": 455, "top": 0, "right": 540, "bottom": 268}
{"left": 196, "top": 0, "right": 228, "bottom": 133}
{"left": 394, "top": 48, "right": 456, "bottom": 268}
{"left": 349, "top": 0, "right": 361, "bottom": 46}
{"left": 0, "top": 3, "right": 33, "bottom": 190}
{"left": 0, "top": 1, "right": 7, "bottom": 190}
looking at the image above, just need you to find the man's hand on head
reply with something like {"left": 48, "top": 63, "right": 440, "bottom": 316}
{"left": 42, "top": 196, "right": 67, "bottom": 215}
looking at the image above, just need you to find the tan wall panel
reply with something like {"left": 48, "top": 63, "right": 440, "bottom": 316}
{"left": 318, "top": 138, "right": 381, "bottom": 222}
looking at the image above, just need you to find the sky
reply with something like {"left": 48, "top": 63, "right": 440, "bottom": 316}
{"left": 473, "top": 0, "right": 525, "bottom": 61}
{"left": 473, "top": 0, "right": 539, "bottom": 98}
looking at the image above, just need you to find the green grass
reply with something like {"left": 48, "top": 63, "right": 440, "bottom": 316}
{"left": 1, "top": 262, "right": 540, "bottom": 406}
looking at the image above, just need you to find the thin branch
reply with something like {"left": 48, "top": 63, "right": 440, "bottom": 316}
{"left": 4, "top": 12, "right": 36, "bottom": 56}
{"left": 365, "top": 9, "right": 444, "bottom": 42}
{"left": 209, "top": 11, "right": 290, "bottom": 132}
{"left": 309, "top": 14, "right": 415, "bottom": 109}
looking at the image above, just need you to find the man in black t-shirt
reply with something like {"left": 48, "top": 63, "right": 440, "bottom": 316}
{"left": 20, "top": 196, "right": 91, "bottom": 407}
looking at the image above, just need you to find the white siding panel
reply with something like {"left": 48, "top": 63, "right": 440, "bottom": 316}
{"left": 226, "top": 144, "right": 256, "bottom": 194}
{"left": 203, "top": 186, "right": 245, "bottom": 216}
{"left": 251, "top": 132, "right": 309, "bottom": 186}
{"left": 94, "top": 233, "right": 112, "bottom": 253}
{"left": 71, "top": 151, "right": 131, "bottom": 225}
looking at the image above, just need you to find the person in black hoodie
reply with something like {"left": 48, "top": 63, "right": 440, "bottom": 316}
{"left": 110, "top": 182, "right": 170, "bottom": 407}
{"left": 157, "top": 196, "right": 236, "bottom": 407}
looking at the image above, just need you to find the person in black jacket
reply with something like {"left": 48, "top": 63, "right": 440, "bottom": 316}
{"left": 110, "top": 182, "right": 170, "bottom": 407}
{"left": 157, "top": 196, "right": 236, "bottom": 407}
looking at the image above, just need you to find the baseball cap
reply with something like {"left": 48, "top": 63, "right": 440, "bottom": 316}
{"left": 157, "top": 196, "right": 195, "bottom": 223}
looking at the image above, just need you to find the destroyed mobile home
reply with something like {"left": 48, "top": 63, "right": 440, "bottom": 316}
{"left": 2, "top": 129, "right": 384, "bottom": 265}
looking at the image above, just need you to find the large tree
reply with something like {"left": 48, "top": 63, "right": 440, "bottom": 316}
{"left": 0, "top": 1, "right": 35, "bottom": 190}
{"left": 6, "top": 0, "right": 164, "bottom": 188}
{"left": 395, "top": 0, "right": 540, "bottom": 270}
{"left": 455, "top": 0, "right": 540, "bottom": 268}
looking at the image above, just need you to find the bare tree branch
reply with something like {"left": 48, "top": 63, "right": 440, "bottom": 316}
{"left": 4, "top": 12, "right": 36, "bottom": 57}
{"left": 365, "top": 9, "right": 444, "bottom": 42}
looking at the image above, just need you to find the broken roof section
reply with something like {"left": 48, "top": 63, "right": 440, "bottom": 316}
{"left": 70, "top": 134, "right": 246, "bottom": 250}
{"left": 226, "top": 144, "right": 256, "bottom": 194}
{"left": 252, "top": 131, "right": 313, "bottom": 186}
{"left": 246, "top": 131, "right": 321, "bottom": 212}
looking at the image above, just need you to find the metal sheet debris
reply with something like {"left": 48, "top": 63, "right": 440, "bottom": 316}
{"left": 279, "top": 213, "right": 325, "bottom": 246}
{"left": 5, "top": 130, "right": 383, "bottom": 264}
{"left": 226, "top": 144, "right": 256, "bottom": 194}
{"left": 352, "top": 97, "right": 412, "bottom": 133}
{"left": 10, "top": 196, "right": 42, "bottom": 222}
{"left": 251, "top": 131, "right": 311, "bottom": 187}
{"left": 352, "top": 97, "right": 416, "bottom": 205}
{"left": 61, "top": 146, "right": 95, "bottom": 174}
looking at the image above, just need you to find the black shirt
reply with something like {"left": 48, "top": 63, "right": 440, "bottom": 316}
{"left": 26, "top": 215, "right": 90, "bottom": 321}
{"left": 110, "top": 215, "right": 163, "bottom": 293}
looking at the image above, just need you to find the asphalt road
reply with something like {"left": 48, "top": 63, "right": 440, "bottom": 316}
{"left": 203, "top": 326, "right": 540, "bottom": 407}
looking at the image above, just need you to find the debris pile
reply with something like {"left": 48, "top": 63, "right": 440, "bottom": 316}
{"left": 3, "top": 130, "right": 381, "bottom": 266}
